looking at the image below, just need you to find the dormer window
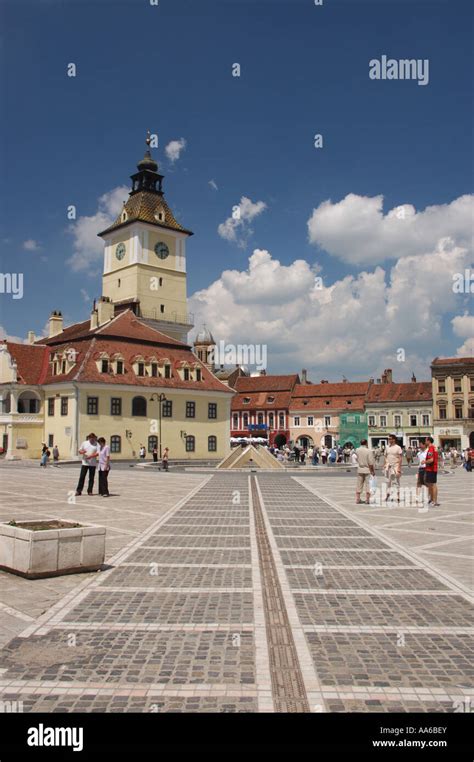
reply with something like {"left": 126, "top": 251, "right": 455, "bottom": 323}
{"left": 101, "top": 359, "right": 109, "bottom": 373}
{"left": 267, "top": 396, "right": 275, "bottom": 403}
{"left": 184, "top": 368, "right": 190, "bottom": 381}
{"left": 121, "top": 210, "right": 128, "bottom": 222}
{"left": 138, "top": 362, "right": 145, "bottom": 377}
{"left": 151, "top": 363, "right": 158, "bottom": 378}
{"left": 116, "top": 360, "right": 123, "bottom": 375}
{"left": 154, "top": 209, "right": 165, "bottom": 223}
{"left": 243, "top": 397, "right": 251, "bottom": 404}
{"left": 196, "top": 368, "right": 202, "bottom": 381}
{"left": 164, "top": 364, "right": 171, "bottom": 379}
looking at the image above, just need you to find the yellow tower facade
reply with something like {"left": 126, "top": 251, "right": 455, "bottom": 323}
{"left": 98, "top": 137, "right": 194, "bottom": 343}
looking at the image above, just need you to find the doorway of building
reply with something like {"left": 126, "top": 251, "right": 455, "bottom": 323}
{"left": 297, "top": 436, "right": 314, "bottom": 450}
{"left": 274, "top": 434, "right": 287, "bottom": 449}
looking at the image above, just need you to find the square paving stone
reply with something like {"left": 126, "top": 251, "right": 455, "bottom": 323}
{"left": 0, "top": 629, "right": 256, "bottom": 686}
{"left": 63, "top": 590, "right": 254, "bottom": 624}
{"left": 294, "top": 593, "right": 473, "bottom": 627}
{"left": 286, "top": 567, "right": 449, "bottom": 591}
{"left": 96, "top": 565, "right": 253, "bottom": 589}
{"left": 308, "top": 632, "right": 473, "bottom": 688}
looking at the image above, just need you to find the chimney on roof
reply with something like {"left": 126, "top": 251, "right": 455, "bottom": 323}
{"left": 382, "top": 368, "right": 392, "bottom": 384}
{"left": 48, "top": 311, "right": 63, "bottom": 338}
{"left": 301, "top": 368, "right": 307, "bottom": 384}
{"left": 90, "top": 308, "right": 98, "bottom": 330}
{"left": 27, "top": 331, "right": 36, "bottom": 345}
{"left": 97, "top": 296, "right": 114, "bottom": 326}
{"left": 411, "top": 372, "right": 417, "bottom": 382}
{"left": 321, "top": 379, "right": 328, "bottom": 384}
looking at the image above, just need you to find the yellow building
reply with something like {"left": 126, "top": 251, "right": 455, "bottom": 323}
{"left": 431, "top": 356, "right": 474, "bottom": 450}
{"left": 0, "top": 138, "right": 234, "bottom": 461}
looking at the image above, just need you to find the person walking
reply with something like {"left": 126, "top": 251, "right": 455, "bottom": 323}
{"left": 75, "top": 433, "right": 99, "bottom": 496}
{"left": 40, "top": 442, "right": 50, "bottom": 467}
{"left": 97, "top": 437, "right": 110, "bottom": 497}
{"left": 321, "top": 446, "right": 327, "bottom": 465}
{"left": 152, "top": 445, "right": 158, "bottom": 463}
{"left": 162, "top": 447, "right": 169, "bottom": 472}
{"left": 416, "top": 440, "right": 428, "bottom": 504}
{"left": 139, "top": 444, "right": 146, "bottom": 460}
{"left": 424, "top": 436, "right": 440, "bottom": 506}
{"left": 52, "top": 444, "right": 60, "bottom": 467}
{"left": 384, "top": 434, "right": 403, "bottom": 502}
{"left": 406, "top": 446, "right": 414, "bottom": 467}
{"left": 354, "top": 439, "right": 375, "bottom": 504}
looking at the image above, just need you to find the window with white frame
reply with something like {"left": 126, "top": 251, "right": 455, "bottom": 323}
{"left": 294, "top": 416, "right": 300, "bottom": 426}
{"left": 394, "top": 414, "right": 402, "bottom": 428}
{"left": 368, "top": 415, "right": 376, "bottom": 427}
{"left": 422, "top": 413, "right": 430, "bottom": 426}
{"left": 380, "top": 415, "right": 387, "bottom": 427}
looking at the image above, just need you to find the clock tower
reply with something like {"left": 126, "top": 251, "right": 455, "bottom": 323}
{"left": 98, "top": 134, "right": 194, "bottom": 343}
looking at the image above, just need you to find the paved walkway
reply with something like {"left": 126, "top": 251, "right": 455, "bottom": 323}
{"left": 0, "top": 466, "right": 472, "bottom": 712}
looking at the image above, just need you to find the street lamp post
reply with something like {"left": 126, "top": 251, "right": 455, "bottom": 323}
{"left": 149, "top": 393, "right": 167, "bottom": 459}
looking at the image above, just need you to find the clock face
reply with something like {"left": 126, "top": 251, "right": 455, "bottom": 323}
{"left": 115, "top": 243, "right": 126, "bottom": 261}
{"left": 154, "top": 242, "right": 170, "bottom": 260}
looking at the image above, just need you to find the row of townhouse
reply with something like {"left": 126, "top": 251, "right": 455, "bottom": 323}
{"left": 229, "top": 362, "right": 474, "bottom": 451}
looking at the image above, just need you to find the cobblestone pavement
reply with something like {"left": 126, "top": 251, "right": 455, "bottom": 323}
{"left": 0, "top": 466, "right": 472, "bottom": 713}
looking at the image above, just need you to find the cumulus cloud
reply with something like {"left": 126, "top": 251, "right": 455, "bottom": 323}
{"left": 307, "top": 193, "right": 473, "bottom": 265}
{"left": 165, "top": 138, "right": 187, "bottom": 163}
{"left": 189, "top": 239, "right": 473, "bottom": 379}
{"left": 23, "top": 239, "right": 40, "bottom": 251}
{"left": 452, "top": 313, "right": 474, "bottom": 338}
{"left": 0, "top": 325, "right": 25, "bottom": 344}
{"left": 217, "top": 196, "right": 267, "bottom": 247}
{"left": 66, "top": 185, "right": 129, "bottom": 273}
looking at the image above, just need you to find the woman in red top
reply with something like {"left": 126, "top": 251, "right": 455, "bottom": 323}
{"left": 424, "top": 436, "right": 440, "bottom": 506}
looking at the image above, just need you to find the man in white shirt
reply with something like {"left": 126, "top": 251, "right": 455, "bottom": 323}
{"left": 355, "top": 439, "right": 375, "bottom": 504}
{"left": 75, "top": 433, "right": 99, "bottom": 496}
{"left": 384, "top": 434, "right": 403, "bottom": 502}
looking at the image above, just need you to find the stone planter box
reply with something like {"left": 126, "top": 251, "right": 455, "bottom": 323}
{"left": 0, "top": 520, "right": 106, "bottom": 579}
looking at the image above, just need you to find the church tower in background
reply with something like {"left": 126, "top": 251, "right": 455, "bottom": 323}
{"left": 98, "top": 133, "right": 194, "bottom": 343}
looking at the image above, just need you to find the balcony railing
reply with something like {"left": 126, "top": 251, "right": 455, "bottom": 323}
{"left": 140, "top": 309, "right": 194, "bottom": 326}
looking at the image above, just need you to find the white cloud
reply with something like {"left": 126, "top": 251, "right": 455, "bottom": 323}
{"left": 66, "top": 186, "right": 129, "bottom": 273}
{"left": 165, "top": 138, "right": 187, "bottom": 163}
{"left": 307, "top": 193, "right": 474, "bottom": 265}
{"left": 209, "top": 179, "right": 218, "bottom": 191}
{"left": 23, "top": 239, "right": 40, "bottom": 251}
{"left": 0, "top": 325, "right": 25, "bottom": 344}
{"left": 456, "top": 338, "right": 474, "bottom": 356}
{"left": 452, "top": 313, "right": 474, "bottom": 338}
{"left": 217, "top": 196, "right": 267, "bottom": 247}
{"left": 189, "top": 239, "right": 473, "bottom": 379}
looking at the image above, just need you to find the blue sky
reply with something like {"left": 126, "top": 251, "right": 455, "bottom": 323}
{"left": 0, "top": 0, "right": 472, "bottom": 379}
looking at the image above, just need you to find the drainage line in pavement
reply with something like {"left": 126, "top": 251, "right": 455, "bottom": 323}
{"left": 250, "top": 475, "right": 310, "bottom": 713}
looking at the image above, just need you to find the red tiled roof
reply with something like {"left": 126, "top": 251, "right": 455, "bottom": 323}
{"left": 293, "top": 382, "right": 371, "bottom": 398}
{"left": 291, "top": 396, "right": 366, "bottom": 412}
{"left": 367, "top": 382, "right": 432, "bottom": 403}
{"left": 38, "top": 311, "right": 187, "bottom": 349}
{"left": 232, "top": 390, "right": 293, "bottom": 411}
{"left": 431, "top": 356, "right": 474, "bottom": 367}
{"left": 4, "top": 342, "right": 48, "bottom": 385}
{"left": 4, "top": 313, "right": 234, "bottom": 394}
{"left": 234, "top": 374, "right": 299, "bottom": 393}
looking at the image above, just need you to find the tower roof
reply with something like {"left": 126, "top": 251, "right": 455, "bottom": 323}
{"left": 195, "top": 325, "right": 215, "bottom": 345}
{"left": 98, "top": 133, "right": 193, "bottom": 238}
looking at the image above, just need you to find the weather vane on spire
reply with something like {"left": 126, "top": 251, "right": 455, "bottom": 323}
{"left": 146, "top": 129, "right": 152, "bottom": 147}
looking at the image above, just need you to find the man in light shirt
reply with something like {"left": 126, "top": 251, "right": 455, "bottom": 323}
{"left": 384, "top": 433, "right": 403, "bottom": 502}
{"left": 75, "top": 433, "right": 99, "bottom": 496}
{"left": 355, "top": 439, "right": 375, "bottom": 504}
